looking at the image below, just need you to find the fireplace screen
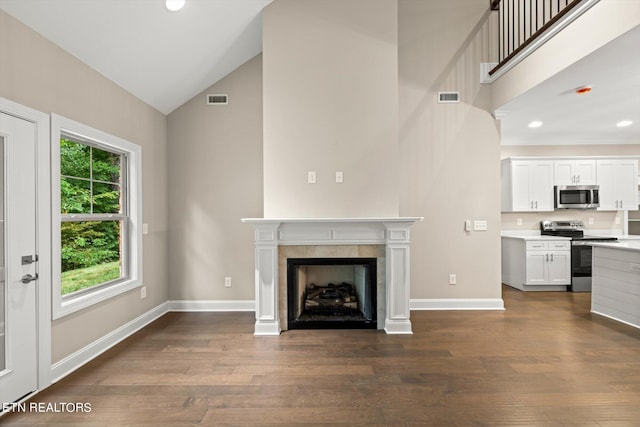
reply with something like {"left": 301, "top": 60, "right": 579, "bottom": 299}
{"left": 287, "top": 258, "right": 377, "bottom": 329}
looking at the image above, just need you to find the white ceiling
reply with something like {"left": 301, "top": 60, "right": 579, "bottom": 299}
{"left": 498, "top": 25, "right": 640, "bottom": 146}
{"left": 0, "top": 0, "right": 273, "bottom": 114}
{"left": 0, "top": 0, "right": 637, "bottom": 141}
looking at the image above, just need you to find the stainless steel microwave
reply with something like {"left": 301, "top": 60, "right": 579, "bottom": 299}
{"left": 554, "top": 185, "right": 599, "bottom": 209}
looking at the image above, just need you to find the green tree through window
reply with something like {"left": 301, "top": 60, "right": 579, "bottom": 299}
{"left": 60, "top": 138, "right": 125, "bottom": 295}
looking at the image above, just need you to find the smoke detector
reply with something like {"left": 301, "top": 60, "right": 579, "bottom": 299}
{"left": 575, "top": 86, "right": 592, "bottom": 95}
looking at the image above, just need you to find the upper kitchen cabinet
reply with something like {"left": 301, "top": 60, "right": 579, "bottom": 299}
{"left": 554, "top": 159, "right": 597, "bottom": 185}
{"left": 597, "top": 159, "right": 638, "bottom": 211}
{"left": 502, "top": 158, "right": 554, "bottom": 212}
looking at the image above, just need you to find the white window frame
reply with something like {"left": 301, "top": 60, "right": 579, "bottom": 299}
{"left": 51, "top": 114, "right": 143, "bottom": 319}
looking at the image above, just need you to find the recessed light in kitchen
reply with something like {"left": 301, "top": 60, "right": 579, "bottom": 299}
{"left": 528, "top": 121, "right": 543, "bottom": 128}
{"left": 165, "top": 0, "right": 185, "bottom": 11}
{"left": 617, "top": 120, "right": 633, "bottom": 127}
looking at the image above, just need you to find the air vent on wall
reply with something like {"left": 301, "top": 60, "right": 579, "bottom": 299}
{"left": 207, "top": 94, "right": 228, "bottom": 105}
{"left": 438, "top": 92, "right": 460, "bottom": 103}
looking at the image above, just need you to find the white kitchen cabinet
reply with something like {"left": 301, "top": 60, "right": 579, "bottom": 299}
{"left": 597, "top": 159, "right": 638, "bottom": 211}
{"left": 502, "top": 159, "right": 554, "bottom": 212}
{"left": 554, "top": 159, "right": 597, "bottom": 185}
{"left": 502, "top": 237, "right": 570, "bottom": 291}
{"left": 524, "top": 241, "right": 571, "bottom": 285}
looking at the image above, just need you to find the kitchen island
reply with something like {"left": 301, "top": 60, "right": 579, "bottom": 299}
{"left": 590, "top": 241, "right": 640, "bottom": 329}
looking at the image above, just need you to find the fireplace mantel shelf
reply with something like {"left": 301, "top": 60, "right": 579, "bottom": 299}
{"left": 241, "top": 217, "right": 423, "bottom": 224}
{"left": 243, "top": 217, "right": 422, "bottom": 336}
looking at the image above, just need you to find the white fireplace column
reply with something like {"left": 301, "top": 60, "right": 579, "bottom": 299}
{"left": 383, "top": 221, "right": 414, "bottom": 334}
{"left": 251, "top": 221, "right": 282, "bottom": 335}
{"left": 242, "top": 218, "right": 422, "bottom": 336}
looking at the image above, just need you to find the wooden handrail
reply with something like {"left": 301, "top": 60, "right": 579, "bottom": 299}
{"left": 489, "top": 0, "right": 585, "bottom": 75}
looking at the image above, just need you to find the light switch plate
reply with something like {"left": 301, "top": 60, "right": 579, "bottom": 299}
{"left": 473, "top": 220, "right": 488, "bottom": 231}
{"left": 307, "top": 171, "right": 316, "bottom": 184}
{"left": 335, "top": 171, "right": 343, "bottom": 183}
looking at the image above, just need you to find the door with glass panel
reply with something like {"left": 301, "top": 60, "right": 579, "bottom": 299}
{"left": 0, "top": 112, "right": 38, "bottom": 405}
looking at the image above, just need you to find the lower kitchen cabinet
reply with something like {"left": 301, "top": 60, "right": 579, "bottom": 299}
{"left": 502, "top": 237, "right": 571, "bottom": 291}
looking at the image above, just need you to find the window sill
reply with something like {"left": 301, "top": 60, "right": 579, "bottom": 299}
{"left": 53, "top": 277, "right": 142, "bottom": 320}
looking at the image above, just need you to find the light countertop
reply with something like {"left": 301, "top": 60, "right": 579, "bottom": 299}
{"left": 589, "top": 240, "right": 640, "bottom": 252}
{"left": 501, "top": 235, "right": 572, "bottom": 241}
{"left": 501, "top": 233, "right": 570, "bottom": 241}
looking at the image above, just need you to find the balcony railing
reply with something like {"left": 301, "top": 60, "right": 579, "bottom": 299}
{"left": 489, "top": 0, "right": 591, "bottom": 76}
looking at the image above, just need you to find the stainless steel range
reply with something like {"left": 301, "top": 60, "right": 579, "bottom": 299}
{"left": 540, "top": 220, "right": 618, "bottom": 292}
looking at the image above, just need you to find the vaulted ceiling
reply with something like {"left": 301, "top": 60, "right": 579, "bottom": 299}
{"left": 0, "top": 0, "right": 273, "bottom": 114}
{"left": 1, "top": 0, "right": 638, "bottom": 145}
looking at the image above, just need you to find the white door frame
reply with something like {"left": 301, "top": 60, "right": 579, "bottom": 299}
{"left": 0, "top": 97, "right": 52, "bottom": 394}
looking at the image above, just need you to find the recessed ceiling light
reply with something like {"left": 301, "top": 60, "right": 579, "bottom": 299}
{"left": 528, "top": 120, "right": 543, "bottom": 128}
{"left": 165, "top": 0, "right": 185, "bottom": 11}
{"left": 617, "top": 120, "right": 633, "bottom": 127}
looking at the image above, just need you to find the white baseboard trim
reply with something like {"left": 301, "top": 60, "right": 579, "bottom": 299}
{"left": 50, "top": 302, "right": 169, "bottom": 383}
{"left": 168, "top": 300, "right": 255, "bottom": 312}
{"left": 591, "top": 310, "right": 640, "bottom": 330}
{"left": 410, "top": 298, "right": 505, "bottom": 310}
{"left": 168, "top": 299, "right": 504, "bottom": 312}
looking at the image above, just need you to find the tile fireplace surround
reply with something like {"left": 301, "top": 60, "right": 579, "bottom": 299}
{"left": 241, "top": 218, "right": 423, "bottom": 336}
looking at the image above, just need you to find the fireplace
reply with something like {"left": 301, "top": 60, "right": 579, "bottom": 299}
{"left": 287, "top": 257, "right": 377, "bottom": 329}
{"left": 241, "top": 217, "right": 422, "bottom": 335}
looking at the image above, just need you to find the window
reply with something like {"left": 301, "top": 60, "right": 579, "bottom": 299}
{"left": 52, "top": 114, "right": 142, "bottom": 319}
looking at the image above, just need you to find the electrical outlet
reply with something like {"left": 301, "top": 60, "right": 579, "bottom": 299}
{"left": 517, "top": 218, "right": 522, "bottom": 226}
{"left": 335, "top": 171, "right": 343, "bottom": 183}
{"left": 140, "top": 286, "right": 147, "bottom": 299}
{"left": 615, "top": 216, "right": 621, "bottom": 225}
{"left": 224, "top": 277, "right": 232, "bottom": 288}
{"left": 588, "top": 217, "right": 594, "bottom": 225}
{"left": 142, "top": 223, "right": 149, "bottom": 235}
{"left": 449, "top": 274, "right": 456, "bottom": 285}
{"left": 307, "top": 171, "right": 316, "bottom": 184}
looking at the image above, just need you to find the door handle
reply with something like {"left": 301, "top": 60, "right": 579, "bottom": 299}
{"left": 21, "top": 273, "right": 38, "bottom": 284}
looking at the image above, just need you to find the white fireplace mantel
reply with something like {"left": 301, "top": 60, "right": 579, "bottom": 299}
{"left": 241, "top": 217, "right": 423, "bottom": 336}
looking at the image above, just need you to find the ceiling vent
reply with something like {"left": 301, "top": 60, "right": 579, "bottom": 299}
{"left": 207, "top": 94, "right": 228, "bottom": 105}
{"left": 438, "top": 92, "right": 460, "bottom": 104}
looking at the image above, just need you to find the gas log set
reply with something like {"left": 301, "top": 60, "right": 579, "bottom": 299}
{"left": 304, "top": 282, "right": 359, "bottom": 315}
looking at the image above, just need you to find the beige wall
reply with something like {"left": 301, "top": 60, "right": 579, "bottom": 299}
{"left": 262, "top": 0, "right": 400, "bottom": 218}
{"left": 167, "top": 55, "right": 263, "bottom": 300}
{"left": 170, "top": 0, "right": 503, "bottom": 302}
{"left": 0, "top": 10, "right": 169, "bottom": 363}
{"left": 491, "top": 0, "right": 640, "bottom": 111}
{"left": 398, "top": 0, "right": 501, "bottom": 299}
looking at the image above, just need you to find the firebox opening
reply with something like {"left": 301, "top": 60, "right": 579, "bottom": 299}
{"left": 287, "top": 258, "right": 377, "bottom": 329}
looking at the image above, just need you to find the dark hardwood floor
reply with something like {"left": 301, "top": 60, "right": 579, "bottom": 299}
{"left": 2, "top": 285, "right": 640, "bottom": 426}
